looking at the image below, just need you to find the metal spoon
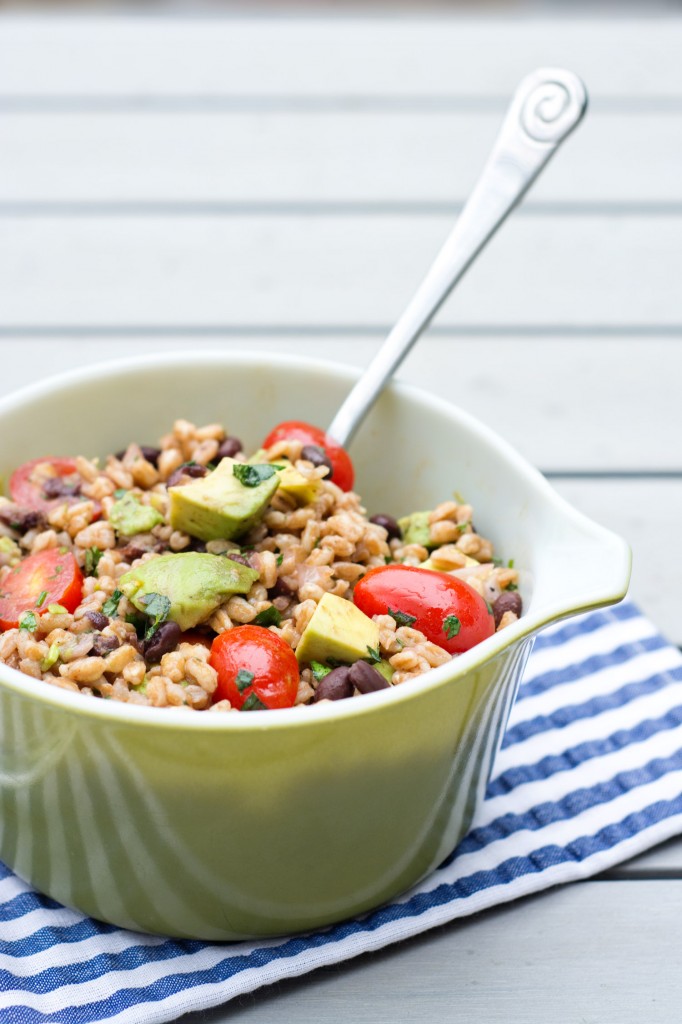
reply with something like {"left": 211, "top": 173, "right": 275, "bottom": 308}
{"left": 327, "top": 67, "right": 587, "bottom": 448}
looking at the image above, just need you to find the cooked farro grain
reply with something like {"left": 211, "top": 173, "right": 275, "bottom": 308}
{"left": 0, "top": 420, "right": 522, "bottom": 711}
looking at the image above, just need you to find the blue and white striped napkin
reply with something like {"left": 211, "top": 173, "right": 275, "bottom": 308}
{"left": 3, "top": 600, "right": 682, "bottom": 1024}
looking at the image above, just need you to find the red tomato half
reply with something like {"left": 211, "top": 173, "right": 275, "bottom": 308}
{"left": 10, "top": 457, "right": 94, "bottom": 514}
{"left": 262, "top": 420, "right": 354, "bottom": 492}
{"left": 209, "top": 625, "right": 300, "bottom": 710}
{"left": 0, "top": 548, "right": 84, "bottom": 630}
{"left": 353, "top": 564, "right": 495, "bottom": 655}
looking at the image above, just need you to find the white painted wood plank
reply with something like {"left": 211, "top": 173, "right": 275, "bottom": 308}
{"left": 0, "top": 336, "right": 678, "bottom": 472}
{"left": 174, "top": 882, "right": 682, "bottom": 1024}
{"left": 607, "top": 835, "right": 682, "bottom": 878}
{"left": 2, "top": 18, "right": 682, "bottom": 99}
{"left": 2, "top": 215, "right": 679, "bottom": 327}
{"left": 553, "top": 479, "right": 682, "bottom": 647}
{"left": 2, "top": 111, "right": 680, "bottom": 204}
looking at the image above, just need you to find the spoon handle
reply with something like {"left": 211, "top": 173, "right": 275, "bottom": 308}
{"left": 327, "top": 67, "right": 587, "bottom": 448}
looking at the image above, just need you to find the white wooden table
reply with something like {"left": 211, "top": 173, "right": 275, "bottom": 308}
{"left": 1, "top": 13, "right": 680, "bottom": 1021}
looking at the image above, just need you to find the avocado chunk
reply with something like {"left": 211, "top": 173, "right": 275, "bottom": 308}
{"left": 375, "top": 658, "right": 394, "bottom": 684}
{"left": 109, "top": 493, "right": 164, "bottom": 537}
{"left": 249, "top": 450, "right": 320, "bottom": 506}
{"left": 118, "top": 552, "right": 259, "bottom": 631}
{"left": 397, "top": 510, "right": 433, "bottom": 549}
{"left": 168, "top": 457, "right": 280, "bottom": 542}
{"left": 296, "top": 592, "right": 380, "bottom": 666}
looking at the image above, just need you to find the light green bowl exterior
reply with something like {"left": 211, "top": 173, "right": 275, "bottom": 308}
{"left": 0, "top": 353, "right": 631, "bottom": 939}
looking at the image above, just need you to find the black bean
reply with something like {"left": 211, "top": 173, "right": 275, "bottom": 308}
{"left": 187, "top": 538, "right": 207, "bottom": 553}
{"left": 269, "top": 577, "right": 293, "bottom": 598}
{"left": 42, "top": 477, "right": 81, "bottom": 500}
{"left": 140, "top": 446, "right": 161, "bottom": 467}
{"left": 314, "top": 666, "right": 353, "bottom": 702}
{"left": 301, "top": 444, "right": 333, "bottom": 478}
{"left": 91, "top": 634, "right": 120, "bottom": 657}
{"left": 0, "top": 505, "right": 45, "bottom": 533}
{"left": 225, "top": 552, "right": 251, "bottom": 567}
{"left": 167, "top": 464, "right": 208, "bottom": 488}
{"left": 492, "top": 591, "right": 523, "bottom": 627}
{"left": 144, "top": 620, "right": 182, "bottom": 663}
{"left": 369, "top": 513, "right": 402, "bottom": 541}
{"left": 217, "top": 437, "right": 243, "bottom": 460}
{"left": 85, "top": 610, "right": 109, "bottom": 631}
{"left": 118, "top": 541, "right": 149, "bottom": 562}
{"left": 348, "top": 660, "right": 390, "bottom": 694}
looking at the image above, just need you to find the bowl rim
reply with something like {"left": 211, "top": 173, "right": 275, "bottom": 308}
{"left": 0, "top": 350, "right": 631, "bottom": 731}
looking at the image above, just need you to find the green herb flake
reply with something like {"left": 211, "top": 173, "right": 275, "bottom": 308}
{"left": 141, "top": 592, "right": 171, "bottom": 640}
{"left": 311, "top": 661, "right": 332, "bottom": 682}
{"left": 241, "top": 691, "right": 267, "bottom": 711}
{"left": 47, "top": 603, "right": 67, "bottom": 615}
{"left": 491, "top": 557, "right": 503, "bottom": 567}
{"left": 233, "top": 463, "right": 279, "bottom": 488}
{"left": 384, "top": 555, "right": 393, "bottom": 564}
{"left": 235, "top": 668, "right": 255, "bottom": 693}
{"left": 456, "top": 521, "right": 470, "bottom": 533}
{"left": 442, "top": 615, "right": 461, "bottom": 640}
{"left": 113, "top": 488, "right": 127, "bottom": 499}
{"left": 84, "top": 547, "right": 103, "bottom": 577}
{"left": 35, "top": 590, "right": 48, "bottom": 608}
{"left": 125, "top": 612, "right": 147, "bottom": 637}
{"left": 276, "top": 553, "right": 284, "bottom": 567}
{"left": 507, "top": 582, "right": 518, "bottom": 592}
{"left": 19, "top": 611, "right": 38, "bottom": 632}
{"left": 253, "top": 606, "right": 282, "bottom": 628}
{"left": 486, "top": 601, "right": 494, "bottom": 615}
{"left": 507, "top": 558, "right": 515, "bottom": 569}
{"left": 388, "top": 606, "right": 417, "bottom": 628}
{"left": 102, "top": 589, "right": 123, "bottom": 617}
{"left": 40, "top": 643, "right": 61, "bottom": 672}
{"left": 454, "top": 490, "right": 466, "bottom": 504}
{"left": 48, "top": 564, "right": 64, "bottom": 580}
{"left": 366, "top": 645, "right": 381, "bottom": 663}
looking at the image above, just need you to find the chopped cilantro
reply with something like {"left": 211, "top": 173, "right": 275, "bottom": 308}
{"left": 241, "top": 691, "right": 267, "bottom": 711}
{"left": 384, "top": 555, "right": 393, "bottom": 564}
{"left": 311, "top": 661, "right": 332, "bottom": 682}
{"left": 35, "top": 590, "right": 48, "bottom": 608}
{"left": 366, "top": 645, "right": 381, "bottom": 663}
{"left": 40, "top": 643, "right": 60, "bottom": 672}
{"left": 140, "top": 593, "right": 171, "bottom": 640}
{"left": 507, "top": 582, "right": 518, "bottom": 592}
{"left": 125, "top": 612, "right": 147, "bottom": 638}
{"left": 442, "top": 615, "right": 461, "bottom": 640}
{"left": 276, "top": 553, "right": 284, "bottom": 567}
{"left": 507, "top": 558, "right": 515, "bottom": 569}
{"left": 19, "top": 611, "right": 38, "bottom": 632}
{"left": 235, "top": 668, "right": 254, "bottom": 693}
{"left": 84, "top": 547, "right": 103, "bottom": 577}
{"left": 232, "top": 463, "right": 281, "bottom": 488}
{"left": 388, "top": 607, "right": 417, "bottom": 628}
{"left": 253, "top": 606, "right": 282, "bottom": 628}
{"left": 102, "top": 589, "right": 123, "bottom": 617}
{"left": 456, "top": 521, "right": 470, "bottom": 533}
{"left": 491, "top": 557, "right": 503, "bottom": 567}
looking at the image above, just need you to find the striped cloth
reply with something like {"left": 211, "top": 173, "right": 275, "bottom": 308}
{"left": 2, "top": 599, "right": 682, "bottom": 1024}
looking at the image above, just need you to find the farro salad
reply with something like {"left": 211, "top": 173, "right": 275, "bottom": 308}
{"left": 0, "top": 419, "right": 522, "bottom": 711}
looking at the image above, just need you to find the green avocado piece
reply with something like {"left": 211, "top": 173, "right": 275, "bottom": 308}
{"left": 169, "top": 457, "right": 280, "bottom": 542}
{"left": 109, "top": 493, "right": 164, "bottom": 537}
{"left": 296, "top": 592, "right": 380, "bottom": 666}
{"left": 397, "top": 510, "right": 433, "bottom": 549}
{"left": 118, "top": 552, "right": 259, "bottom": 631}
{"left": 0, "top": 536, "right": 21, "bottom": 565}
{"left": 375, "top": 659, "right": 394, "bottom": 684}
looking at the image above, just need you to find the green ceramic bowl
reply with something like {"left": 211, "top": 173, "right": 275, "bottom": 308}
{"left": 0, "top": 353, "right": 630, "bottom": 939}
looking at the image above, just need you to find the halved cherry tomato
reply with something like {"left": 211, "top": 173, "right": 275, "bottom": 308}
{"left": 9, "top": 457, "right": 97, "bottom": 515}
{"left": 0, "top": 548, "right": 84, "bottom": 631}
{"left": 262, "top": 421, "right": 354, "bottom": 492}
{"left": 209, "top": 625, "right": 300, "bottom": 710}
{"left": 353, "top": 564, "right": 495, "bottom": 655}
